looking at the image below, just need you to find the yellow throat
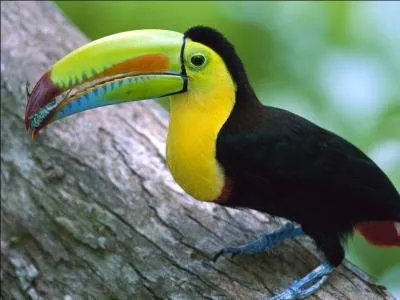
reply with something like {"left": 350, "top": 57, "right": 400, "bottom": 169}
{"left": 166, "top": 61, "right": 236, "bottom": 201}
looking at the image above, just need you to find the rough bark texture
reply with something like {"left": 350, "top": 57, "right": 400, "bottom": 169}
{"left": 0, "top": 2, "right": 396, "bottom": 300}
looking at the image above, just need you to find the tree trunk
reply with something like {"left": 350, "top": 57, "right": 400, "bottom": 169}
{"left": 0, "top": 1, "right": 395, "bottom": 300}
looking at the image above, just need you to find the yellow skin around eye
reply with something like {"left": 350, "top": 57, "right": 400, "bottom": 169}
{"left": 167, "top": 40, "right": 236, "bottom": 201}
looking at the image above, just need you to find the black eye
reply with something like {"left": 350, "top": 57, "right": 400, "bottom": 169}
{"left": 190, "top": 54, "right": 206, "bottom": 67}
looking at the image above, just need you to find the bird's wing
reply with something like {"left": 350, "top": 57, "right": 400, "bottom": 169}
{"left": 217, "top": 107, "right": 399, "bottom": 213}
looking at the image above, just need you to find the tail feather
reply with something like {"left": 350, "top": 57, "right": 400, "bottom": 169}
{"left": 356, "top": 221, "right": 400, "bottom": 247}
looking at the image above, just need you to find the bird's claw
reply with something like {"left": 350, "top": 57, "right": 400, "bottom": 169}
{"left": 263, "top": 264, "right": 333, "bottom": 300}
{"left": 213, "top": 223, "right": 305, "bottom": 263}
{"left": 212, "top": 246, "right": 242, "bottom": 262}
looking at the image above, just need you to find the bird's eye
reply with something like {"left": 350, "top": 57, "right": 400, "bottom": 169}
{"left": 189, "top": 54, "right": 207, "bottom": 68}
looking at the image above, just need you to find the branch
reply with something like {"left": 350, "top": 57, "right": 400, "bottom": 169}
{"left": 1, "top": 1, "right": 395, "bottom": 299}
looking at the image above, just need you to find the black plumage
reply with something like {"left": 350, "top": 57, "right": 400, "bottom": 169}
{"left": 185, "top": 26, "right": 400, "bottom": 266}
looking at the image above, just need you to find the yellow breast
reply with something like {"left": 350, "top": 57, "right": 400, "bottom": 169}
{"left": 166, "top": 83, "right": 235, "bottom": 201}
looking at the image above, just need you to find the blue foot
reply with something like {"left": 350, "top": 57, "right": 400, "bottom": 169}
{"left": 213, "top": 222, "right": 304, "bottom": 262}
{"left": 264, "top": 263, "right": 334, "bottom": 300}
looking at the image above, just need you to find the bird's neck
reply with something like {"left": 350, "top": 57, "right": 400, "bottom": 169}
{"left": 166, "top": 82, "right": 235, "bottom": 201}
{"left": 220, "top": 86, "right": 264, "bottom": 134}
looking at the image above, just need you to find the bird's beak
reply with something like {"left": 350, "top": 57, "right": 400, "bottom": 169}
{"left": 25, "top": 29, "right": 187, "bottom": 139}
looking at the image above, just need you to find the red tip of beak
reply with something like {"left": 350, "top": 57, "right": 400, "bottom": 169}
{"left": 25, "top": 71, "right": 62, "bottom": 131}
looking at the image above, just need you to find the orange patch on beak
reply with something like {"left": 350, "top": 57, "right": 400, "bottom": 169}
{"left": 95, "top": 54, "right": 170, "bottom": 79}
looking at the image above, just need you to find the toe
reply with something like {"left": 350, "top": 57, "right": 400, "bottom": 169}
{"left": 212, "top": 249, "right": 226, "bottom": 262}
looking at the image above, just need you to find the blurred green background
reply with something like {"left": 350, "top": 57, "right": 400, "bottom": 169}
{"left": 54, "top": 1, "right": 400, "bottom": 297}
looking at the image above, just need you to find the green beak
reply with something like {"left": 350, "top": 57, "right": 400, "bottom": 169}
{"left": 25, "top": 29, "right": 187, "bottom": 138}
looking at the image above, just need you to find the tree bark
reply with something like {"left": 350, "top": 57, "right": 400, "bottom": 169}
{"left": 0, "top": 1, "right": 395, "bottom": 300}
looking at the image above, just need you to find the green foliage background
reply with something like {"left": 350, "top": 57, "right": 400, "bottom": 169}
{"left": 55, "top": 1, "right": 400, "bottom": 297}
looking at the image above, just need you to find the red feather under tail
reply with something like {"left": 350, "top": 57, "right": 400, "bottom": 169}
{"left": 356, "top": 221, "right": 400, "bottom": 247}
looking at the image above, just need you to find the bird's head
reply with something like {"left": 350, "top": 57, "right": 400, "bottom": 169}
{"left": 25, "top": 26, "right": 250, "bottom": 139}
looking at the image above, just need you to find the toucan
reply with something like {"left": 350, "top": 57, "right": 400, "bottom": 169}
{"left": 25, "top": 26, "right": 400, "bottom": 299}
